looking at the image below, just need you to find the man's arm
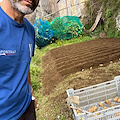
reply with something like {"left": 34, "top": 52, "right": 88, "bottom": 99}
{"left": 27, "top": 69, "right": 37, "bottom": 108}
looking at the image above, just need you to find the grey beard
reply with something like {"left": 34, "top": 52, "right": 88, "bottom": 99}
{"left": 15, "top": 2, "right": 34, "bottom": 14}
{"left": 9, "top": 0, "right": 34, "bottom": 15}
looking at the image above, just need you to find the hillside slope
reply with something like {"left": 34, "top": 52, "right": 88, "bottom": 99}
{"left": 42, "top": 38, "right": 120, "bottom": 95}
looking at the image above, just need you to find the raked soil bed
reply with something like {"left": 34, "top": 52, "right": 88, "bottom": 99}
{"left": 42, "top": 38, "right": 120, "bottom": 95}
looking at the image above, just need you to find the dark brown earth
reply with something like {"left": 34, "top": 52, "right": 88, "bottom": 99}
{"left": 42, "top": 38, "right": 120, "bottom": 95}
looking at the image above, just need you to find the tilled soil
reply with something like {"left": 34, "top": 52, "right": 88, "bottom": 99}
{"left": 42, "top": 38, "right": 120, "bottom": 95}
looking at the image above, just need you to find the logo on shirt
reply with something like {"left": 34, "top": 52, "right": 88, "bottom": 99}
{"left": 0, "top": 50, "right": 16, "bottom": 56}
{"left": 29, "top": 44, "right": 32, "bottom": 58}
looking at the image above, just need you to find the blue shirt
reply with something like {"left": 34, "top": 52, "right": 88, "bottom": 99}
{"left": 0, "top": 7, "right": 35, "bottom": 120}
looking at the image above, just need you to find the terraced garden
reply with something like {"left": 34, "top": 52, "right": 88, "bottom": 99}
{"left": 42, "top": 38, "right": 120, "bottom": 95}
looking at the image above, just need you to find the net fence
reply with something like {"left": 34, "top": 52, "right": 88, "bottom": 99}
{"left": 34, "top": 16, "right": 84, "bottom": 48}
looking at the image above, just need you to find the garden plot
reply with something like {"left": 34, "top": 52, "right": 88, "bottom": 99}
{"left": 42, "top": 38, "right": 120, "bottom": 95}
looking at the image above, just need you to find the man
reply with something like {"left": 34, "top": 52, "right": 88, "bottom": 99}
{"left": 0, "top": 0, "right": 39, "bottom": 119}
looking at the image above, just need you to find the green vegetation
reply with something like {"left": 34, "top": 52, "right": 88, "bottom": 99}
{"left": 50, "top": 16, "right": 84, "bottom": 40}
{"left": 83, "top": 0, "right": 120, "bottom": 38}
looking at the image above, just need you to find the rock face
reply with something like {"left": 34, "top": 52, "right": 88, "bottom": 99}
{"left": 25, "top": 0, "right": 87, "bottom": 24}
{"left": 25, "top": 1, "right": 120, "bottom": 29}
{"left": 25, "top": 10, "right": 36, "bottom": 25}
{"left": 37, "top": 0, "right": 59, "bottom": 20}
{"left": 25, "top": 0, "right": 59, "bottom": 24}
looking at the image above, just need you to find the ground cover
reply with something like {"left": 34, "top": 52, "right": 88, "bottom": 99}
{"left": 32, "top": 37, "right": 120, "bottom": 120}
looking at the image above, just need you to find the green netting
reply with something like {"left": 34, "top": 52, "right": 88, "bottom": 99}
{"left": 33, "top": 17, "right": 53, "bottom": 48}
{"left": 50, "top": 16, "right": 84, "bottom": 40}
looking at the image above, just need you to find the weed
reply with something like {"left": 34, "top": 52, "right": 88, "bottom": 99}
{"left": 30, "top": 64, "right": 42, "bottom": 91}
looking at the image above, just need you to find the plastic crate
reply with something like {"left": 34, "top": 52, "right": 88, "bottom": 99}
{"left": 66, "top": 76, "right": 120, "bottom": 120}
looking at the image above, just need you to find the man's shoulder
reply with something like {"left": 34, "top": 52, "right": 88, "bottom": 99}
{"left": 23, "top": 18, "right": 34, "bottom": 29}
{"left": 23, "top": 18, "right": 35, "bottom": 39}
{"left": 0, "top": 7, "right": 6, "bottom": 22}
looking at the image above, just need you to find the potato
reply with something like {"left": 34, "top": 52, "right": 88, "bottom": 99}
{"left": 88, "top": 107, "right": 94, "bottom": 113}
{"left": 99, "top": 102, "right": 104, "bottom": 107}
{"left": 110, "top": 103, "right": 115, "bottom": 107}
{"left": 105, "top": 99, "right": 111, "bottom": 105}
{"left": 113, "top": 96, "right": 119, "bottom": 102}
{"left": 103, "top": 106, "right": 107, "bottom": 109}
{"left": 96, "top": 112, "right": 99, "bottom": 115}
{"left": 117, "top": 98, "right": 120, "bottom": 103}
{"left": 88, "top": 106, "right": 97, "bottom": 113}
{"left": 93, "top": 106, "right": 97, "bottom": 111}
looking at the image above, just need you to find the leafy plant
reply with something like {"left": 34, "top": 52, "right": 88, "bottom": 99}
{"left": 30, "top": 64, "right": 42, "bottom": 91}
{"left": 105, "top": 9, "right": 113, "bottom": 18}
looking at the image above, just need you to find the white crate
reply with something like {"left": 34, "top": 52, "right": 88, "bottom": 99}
{"left": 66, "top": 76, "right": 120, "bottom": 120}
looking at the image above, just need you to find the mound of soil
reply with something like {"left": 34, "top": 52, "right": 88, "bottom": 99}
{"left": 42, "top": 38, "right": 120, "bottom": 95}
